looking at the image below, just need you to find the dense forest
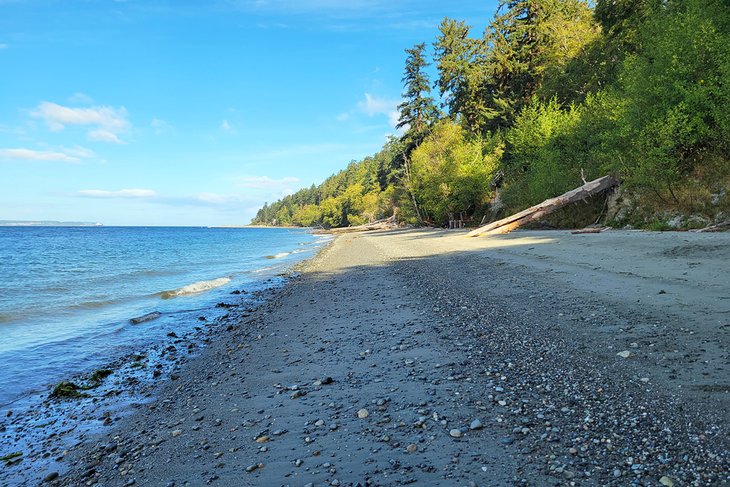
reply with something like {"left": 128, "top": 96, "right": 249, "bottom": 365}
{"left": 252, "top": 0, "right": 730, "bottom": 230}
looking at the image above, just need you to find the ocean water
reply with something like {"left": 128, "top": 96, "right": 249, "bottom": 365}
{"left": 0, "top": 226, "right": 325, "bottom": 407}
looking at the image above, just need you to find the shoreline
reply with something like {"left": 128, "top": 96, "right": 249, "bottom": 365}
{"left": 5, "top": 229, "right": 728, "bottom": 486}
{"left": 0, "top": 230, "right": 330, "bottom": 487}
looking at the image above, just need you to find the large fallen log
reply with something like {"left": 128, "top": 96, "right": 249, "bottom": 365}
{"left": 467, "top": 175, "right": 618, "bottom": 237}
{"left": 694, "top": 219, "right": 730, "bottom": 233}
{"left": 324, "top": 215, "right": 398, "bottom": 234}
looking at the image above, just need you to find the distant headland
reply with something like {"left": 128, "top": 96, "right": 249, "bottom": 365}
{"left": 0, "top": 220, "right": 103, "bottom": 227}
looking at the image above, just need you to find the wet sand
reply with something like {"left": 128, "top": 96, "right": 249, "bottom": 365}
{"left": 11, "top": 229, "right": 730, "bottom": 486}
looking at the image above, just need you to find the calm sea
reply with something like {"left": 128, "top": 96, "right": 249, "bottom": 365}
{"left": 0, "top": 226, "right": 325, "bottom": 407}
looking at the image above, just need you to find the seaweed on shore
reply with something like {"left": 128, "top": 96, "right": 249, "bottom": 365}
{"left": 50, "top": 368, "right": 114, "bottom": 399}
{"left": 50, "top": 381, "right": 90, "bottom": 399}
{"left": 88, "top": 368, "right": 113, "bottom": 384}
{"left": 0, "top": 451, "right": 22, "bottom": 463}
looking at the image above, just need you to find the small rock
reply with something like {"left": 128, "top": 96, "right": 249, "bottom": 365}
{"left": 449, "top": 429, "right": 462, "bottom": 438}
{"left": 617, "top": 350, "right": 633, "bottom": 359}
{"left": 357, "top": 409, "right": 369, "bottom": 419}
{"left": 659, "top": 476, "right": 675, "bottom": 487}
{"left": 171, "top": 430, "right": 182, "bottom": 437}
{"left": 469, "top": 419, "right": 482, "bottom": 430}
{"left": 406, "top": 443, "right": 418, "bottom": 453}
{"left": 255, "top": 436, "right": 269, "bottom": 443}
{"left": 44, "top": 472, "right": 59, "bottom": 482}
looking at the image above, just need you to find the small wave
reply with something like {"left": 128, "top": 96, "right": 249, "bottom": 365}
{"left": 250, "top": 265, "right": 278, "bottom": 274}
{"left": 265, "top": 252, "right": 290, "bottom": 259}
{"left": 159, "top": 277, "right": 231, "bottom": 299}
{"left": 70, "top": 299, "right": 120, "bottom": 310}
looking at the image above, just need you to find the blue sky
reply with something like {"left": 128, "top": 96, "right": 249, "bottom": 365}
{"left": 0, "top": 0, "right": 496, "bottom": 226}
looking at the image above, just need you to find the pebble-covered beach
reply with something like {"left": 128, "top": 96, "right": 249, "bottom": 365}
{"left": 4, "top": 229, "right": 728, "bottom": 486}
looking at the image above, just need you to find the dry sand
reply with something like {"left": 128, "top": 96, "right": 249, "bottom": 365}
{"left": 19, "top": 229, "right": 730, "bottom": 486}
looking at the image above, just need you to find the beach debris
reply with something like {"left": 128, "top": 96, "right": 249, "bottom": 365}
{"left": 0, "top": 451, "right": 22, "bottom": 464}
{"left": 694, "top": 219, "right": 730, "bottom": 233}
{"left": 571, "top": 227, "right": 607, "bottom": 234}
{"left": 50, "top": 381, "right": 90, "bottom": 399}
{"left": 467, "top": 175, "right": 618, "bottom": 237}
{"left": 321, "top": 214, "right": 398, "bottom": 234}
{"left": 130, "top": 311, "right": 161, "bottom": 324}
{"left": 89, "top": 368, "right": 113, "bottom": 384}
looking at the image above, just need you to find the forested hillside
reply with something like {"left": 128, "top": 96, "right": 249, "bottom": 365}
{"left": 252, "top": 0, "right": 730, "bottom": 229}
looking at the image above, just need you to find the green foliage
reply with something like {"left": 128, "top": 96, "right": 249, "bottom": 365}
{"left": 410, "top": 121, "right": 501, "bottom": 223}
{"left": 397, "top": 43, "right": 438, "bottom": 133}
{"left": 617, "top": 0, "right": 730, "bottom": 193}
{"left": 253, "top": 0, "right": 730, "bottom": 229}
{"left": 433, "top": 18, "right": 491, "bottom": 133}
{"left": 502, "top": 99, "right": 586, "bottom": 208}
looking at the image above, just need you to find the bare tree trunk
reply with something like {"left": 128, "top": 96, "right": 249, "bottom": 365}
{"left": 467, "top": 176, "right": 618, "bottom": 237}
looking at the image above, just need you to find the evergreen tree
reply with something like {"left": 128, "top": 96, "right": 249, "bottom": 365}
{"left": 433, "top": 18, "right": 490, "bottom": 133}
{"left": 485, "top": 0, "right": 546, "bottom": 129}
{"left": 397, "top": 43, "right": 437, "bottom": 133}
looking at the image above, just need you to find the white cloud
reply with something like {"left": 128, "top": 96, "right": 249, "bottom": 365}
{"left": 151, "top": 118, "right": 171, "bottom": 134}
{"left": 60, "top": 145, "right": 95, "bottom": 159}
{"left": 77, "top": 189, "right": 157, "bottom": 198}
{"left": 88, "top": 129, "right": 123, "bottom": 144}
{"left": 0, "top": 44, "right": 8, "bottom": 50}
{"left": 31, "top": 101, "right": 130, "bottom": 143}
{"left": 335, "top": 112, "right": 350, "bottom": 122}
{"left": 357, "top": 93, "right": 400, "bottom": 127}
{"left": 238, "top": 176, "right": 300, "bottom": 189}
{"left": 220, "top": 119, "right": 235, "bottom": 133}
{"left": 69, "top": 92, "right": 93, "bottom": 104}
{"left": 0, "top": 148, "right": 80, "bottom": 163}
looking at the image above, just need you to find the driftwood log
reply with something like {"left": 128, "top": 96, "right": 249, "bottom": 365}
{"left": 324, "top": 215, "right": 398, "bottom": 234}
{"left": 467, "top": 176, "right": 618, "bottom": 237}
{"left": 695, "top": 220, "right": 730, "bottom": 233}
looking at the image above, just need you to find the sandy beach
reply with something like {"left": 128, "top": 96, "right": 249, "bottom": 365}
{"left": 12, "top": 228, "right": 729, "bottom": 486}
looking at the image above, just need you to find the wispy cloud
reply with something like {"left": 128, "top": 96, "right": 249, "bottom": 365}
{"left": 220, "top": 119, "right": 235, "bottom": 133}
{"left": 151, "top": 118, "right": 171, "bottom": 134}
{"left": 0, "top": 146, "right": 94, "bottom": 163}
{"left": 357, "top": 93, "right": 400, "bottom": 127}
{"left": 68, "top": 92, "right": 93, "bottom": 104}
{"left": 0, "top": 44, "right": 8, "bottom": 50}
{"left": 30, "top": 101, "right": 131, "bottom": 143}
{"left": 77, "top": 189, "right": 157, "bottom": 198}
{"left": 88, "top": 129, "right": 123, "bottom": 144}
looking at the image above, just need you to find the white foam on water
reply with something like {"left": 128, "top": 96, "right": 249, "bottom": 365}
{"left": 159, "top": 277, "right": 231, "bottom": 299}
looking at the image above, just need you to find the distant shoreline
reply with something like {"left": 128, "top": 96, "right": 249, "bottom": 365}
{"left": 0, "top": 220, "right": 102, "bottom": 227}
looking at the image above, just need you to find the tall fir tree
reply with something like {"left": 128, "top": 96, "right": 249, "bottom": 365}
{"left": 433, "top": 18, "right": 490, "bottom": 134}
{"left": 397, "top": 43, "right": 437, "bottom": 134}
